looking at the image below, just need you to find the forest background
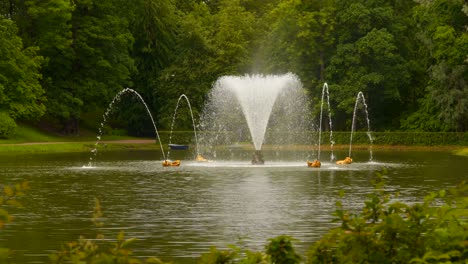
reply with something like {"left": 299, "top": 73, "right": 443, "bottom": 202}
{"left": 0, "top": 0, "right": 467, "bottom": 138}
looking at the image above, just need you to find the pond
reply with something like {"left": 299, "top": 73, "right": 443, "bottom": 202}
{"left": 0, "top": 148, "right": 466, "bottom": 263}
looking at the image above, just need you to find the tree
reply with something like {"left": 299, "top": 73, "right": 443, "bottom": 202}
{"left": 402, "top": 0, "right": 468, "bottom": 131}
{"left": 0, "top": 18, "right": 45, "bottom": 137}
{"left": 16, "top": 0, "right": 76, "bottom": 132}
{"left": 326, "top": 0, "right": 412, "bottom": 130}
{"left": 154, "top": 0, "right": 256, "bottom": 129}
{"left": 119, "top": 0, "right": 178, "bottom": 135}
{"left": 211, "top": 0, "right": 256, "bottom": 73}
{"left": 5, "top": 0, "right": 135, "bottom": 134}
{"left": 258, "top": 0, "right": 335, "bottom": 84}
{"left": 62, "top": 0, "right": 135, "bottom": 134}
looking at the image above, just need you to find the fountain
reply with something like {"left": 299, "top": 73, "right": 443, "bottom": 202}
{"left": 251, "top": 150, "right": 265, "bottom": 165}
{"left": 198, "top": 73, "right": 313, "bottom": 163}
{"left": 87, "top": 88, "right": 165, "bottom": 166}
{"left": 348, "top": 91, "right": 373, "bottom": 162}
{"left": 318, "top": 83, "right": 335, "bottom": 161}
{"left": 308, "top": 83, "right": 336, "bottom": 168}
{"left": 165, "top": 94, "right": 208, "bottom": 165}
{"left": 85, "top": 81, "right": 373, "bottom": 168}
{"left": 165, "top": 94, "right": 203, "bottom": 164}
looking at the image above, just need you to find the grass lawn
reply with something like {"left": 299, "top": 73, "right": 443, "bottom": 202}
{"left": 454, "top": 148, "right": 468, "bottom": 157}
{"left": 0, "top": 123, "right": 149, "bottom": 143}
{"left": 0, "top": 142, "right": 160, "bottom": 153}
{"left": 0, "top": 123, "right": 158, "bottom": 153}
{"left": 0, "top": 123, "right": 59, "bottom": 143}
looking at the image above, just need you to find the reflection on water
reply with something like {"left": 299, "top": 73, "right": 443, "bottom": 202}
{"left": 0, "top": 149, "right": 466, "bottom": 263}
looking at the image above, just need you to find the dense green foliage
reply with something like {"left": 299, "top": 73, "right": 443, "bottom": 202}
{"left": 0, "top": 111, "right": 16, "bottom": 138}
{"left": 0, "top": 17, "right": 45, "bottom": 133}
{"left": 0, "top": 0, "right": 467, "bottom": 136}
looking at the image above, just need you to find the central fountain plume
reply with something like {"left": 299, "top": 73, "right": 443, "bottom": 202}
{"left": 217, "top": 74, "right": 293, "bottom": 150}
{"left": 199, "top": 73, "right": 313, "bottom": 162}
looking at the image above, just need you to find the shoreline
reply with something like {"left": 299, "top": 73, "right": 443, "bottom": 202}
{"left": 0, "top": 140, "right": 465, "bottom": 154}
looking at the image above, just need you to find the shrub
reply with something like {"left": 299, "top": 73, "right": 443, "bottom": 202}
{"left": 162, "top": 131, "right": 468, "bottom": 146}
{"left": 197, "top": 236, "right": 300, "bottom": 264}
{"left": 0, "top": 112, "right": 17, "bottom": 138}
{"left": 0, "top": 181, "right": 30, "bottom": 261}
{"left": 198, "top": 246, "right": 239, "bottom": 264}
{"left": 266, "top": 236, "right": 301, "bottom": 264}
{"left": 307, "top": 170, "right": 468, "bottom": 263}
{"left": 326, "top": 132, "right": 468, "bottom": 145}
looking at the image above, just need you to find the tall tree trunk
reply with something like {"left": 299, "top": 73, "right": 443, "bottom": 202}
{"left": 9, "top": 0, "right": 14, "bottom": 18}
{"left": 63, "top": 117, "right": 79, "bottom": 135}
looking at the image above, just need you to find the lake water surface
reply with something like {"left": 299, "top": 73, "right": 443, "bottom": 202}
{"left": 0, "top": 148, "right": 466, "bottom": 263}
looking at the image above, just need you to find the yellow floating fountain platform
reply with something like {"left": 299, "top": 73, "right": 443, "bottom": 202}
{"left": 162, "top": 160, "right": 181, "bottom": 167}
{"left": 195, "top": 154, "right": 209, "bottom": 162}
{"left": 336, "top": 157, "right": 352, "bottom": 165}
{"left": 307, "top": 160, "right": 321, "bottom": 168}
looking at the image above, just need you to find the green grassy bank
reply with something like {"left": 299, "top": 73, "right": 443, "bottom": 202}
{"left": 0, "top": 123, "right": 151, "bottom": 144}
{"left": 455, "top": 148, "right": 468, "bottom": 157}
{"left": 0, "top": 124, "right": 158, "bottom": 153}
{"left": 0, "top": 142, "right": 160, "bottom": 153}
